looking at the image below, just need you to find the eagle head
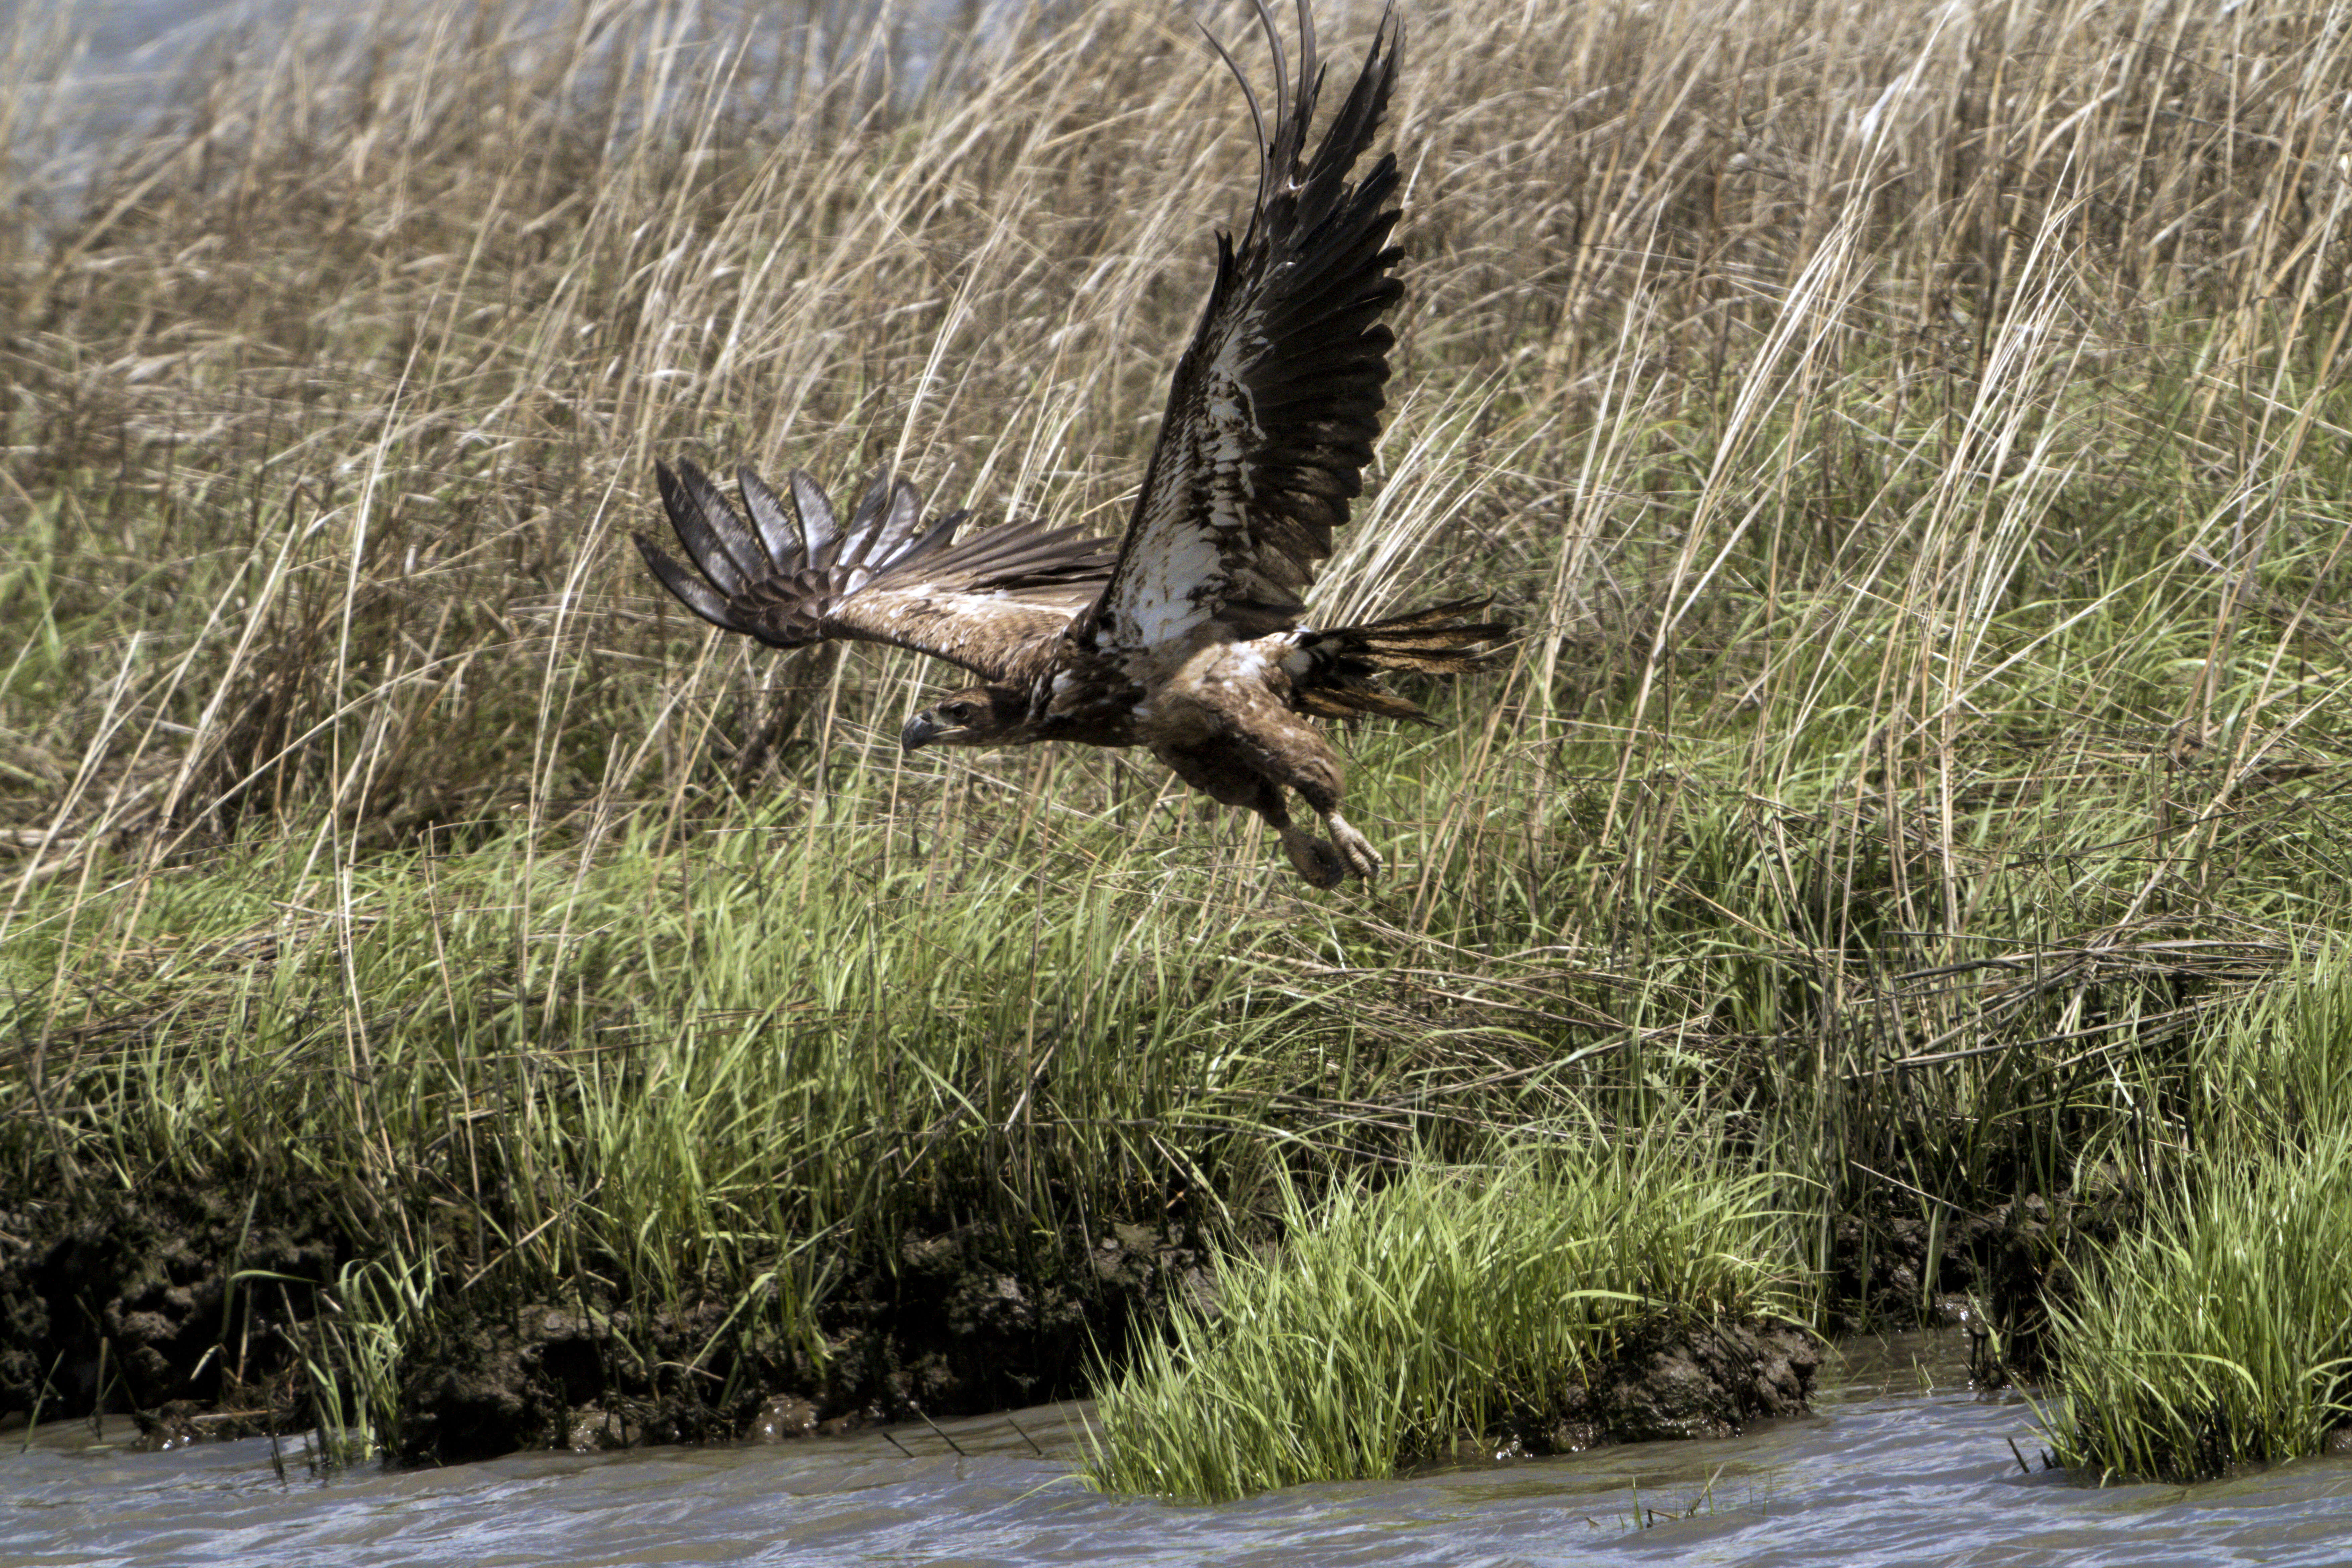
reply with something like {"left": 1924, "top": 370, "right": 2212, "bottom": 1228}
{"left": 900, "top": 685, "right": 1027, "bottom": 751}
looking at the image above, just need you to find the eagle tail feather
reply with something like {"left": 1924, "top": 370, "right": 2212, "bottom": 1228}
{"left": 1289, "top": 597, "right": 1512, "bottom": 721}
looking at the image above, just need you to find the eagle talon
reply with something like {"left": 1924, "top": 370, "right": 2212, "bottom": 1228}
{"left": 1327, "top": 814, "right": 1382, "bottom": 884}
{"left": 1282, "top": 827, "right": 1350, "bottom": 889}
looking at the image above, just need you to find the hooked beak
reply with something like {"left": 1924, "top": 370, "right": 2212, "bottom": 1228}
{"left": 900, "top": 710, "right": 944, "bottom": 753}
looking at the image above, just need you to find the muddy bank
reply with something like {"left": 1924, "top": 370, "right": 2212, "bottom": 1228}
{"left": 0, "top": 1183, "right": 1222, "bottom": 1459}
{"left": 388, "top": 1220, "right": 1219, "bottom": 1464}
{"left": 1817, "top": 1186, "right": 2137, "bottom": 1385}
{"left": 1512, "top": 1313, "right": 1821, "bottom": 1454}
{"left": 0, "top": 1178, "right": 2116, "bottom": 1465}
{"left": 0, "top": 1178, "right": 349, "bottom": 1440}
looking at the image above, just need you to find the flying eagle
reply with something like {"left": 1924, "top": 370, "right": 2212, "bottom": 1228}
{"left": 637, "top": 1, "right": 1505, "bottom": 887}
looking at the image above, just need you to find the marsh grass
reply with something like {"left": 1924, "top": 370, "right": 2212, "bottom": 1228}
{"left": 1083, "top": 1131, "right": 1795, "bottom": 1502}
{"left": 3, "top": 0, "right": 2352, "bottom": 1480}
{"left": 2039, "top": 951, "right": 2352, "bottom": 1482}
{"left": 2041, "top": 1129, "right": 2352, "bottom": 1483}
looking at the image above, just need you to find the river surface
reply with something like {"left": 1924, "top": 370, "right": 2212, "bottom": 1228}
{"left": 5, "top": 1333, "right": 2350, "bottom": 1567}
{"left": 10, "top": 0, "right": 969, "bottom": 136}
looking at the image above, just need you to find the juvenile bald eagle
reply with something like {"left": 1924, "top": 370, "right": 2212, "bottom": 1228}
{"left": 638, "top": 1, "right": 1505, "bottom": 887}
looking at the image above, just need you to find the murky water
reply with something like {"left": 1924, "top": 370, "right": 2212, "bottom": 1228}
{"left": 14, "top": 0, "right": 972, "bottom": 139}
{"left": 6, "top": 1334, "right": 2350, "bottom": 1567}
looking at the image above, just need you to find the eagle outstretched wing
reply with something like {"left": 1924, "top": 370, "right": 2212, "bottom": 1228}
{"left": 638, "top": 460, "right": 1117, "bottom": 682}
{"left": 1084, "top": 1, "right": 1404, "bottom": 654}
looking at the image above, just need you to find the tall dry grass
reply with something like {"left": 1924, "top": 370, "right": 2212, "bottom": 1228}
{"left": 4, "top": 0, "right": 2352, "bottom": 1472}
{"left": 5, "top": 0, "right": 2343, "bottom": 848}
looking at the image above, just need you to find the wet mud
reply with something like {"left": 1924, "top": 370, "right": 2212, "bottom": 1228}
{"left": 0, "top": 1188, "right": 1220, "bottom": 1461}
{"left": 1816, "top": 1186, "right": 2137, "bottom": 1385}
{"left": 0, "top": 1178, "right": 2116, "bottom": 1466}
{"left": 0, "top": 1179, "right": 349, "bottom": 1443}
{"left": 387, "top": 1221, "right": 1218, "bottom": 1464}
{"left": 1521, "top": 1313, "right": 1822, "bottom": 1453}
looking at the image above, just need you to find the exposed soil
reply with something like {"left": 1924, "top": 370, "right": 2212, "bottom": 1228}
{"left": 0, "top": 1185, "right": 1225, "bottom": 1461}
{"left": 385, "top": 1219, "right": 1220, "bottom": 1464}
{"left": 0, "top": 1178, "right": 351, "bottom": 1443}
{"left": 0, "top": 1176, "right": 2118, "bottom": 1465}
{"left": 1523, "top": 1313, "right": 1821, "bottom": 1454}
{"left": 1816, "top": 1185, "right": 2138, "bottom": 1385}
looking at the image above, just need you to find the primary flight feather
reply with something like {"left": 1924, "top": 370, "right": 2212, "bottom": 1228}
{"left": 638, "top": 0, "right": 1507, "bottom": 887}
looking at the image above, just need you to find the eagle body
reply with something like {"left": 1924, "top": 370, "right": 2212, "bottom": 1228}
{"left": 637, "top": 1, "right": 1508, "bottom": 888}
{"left": 1136, "top": 635, "right": 1365, "bottom": 886}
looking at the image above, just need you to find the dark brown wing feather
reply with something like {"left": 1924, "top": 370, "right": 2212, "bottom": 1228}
{"left": 638, "top": 460, "right": 1118, "bottom": 682}
{"left": 1085, "top": 1, "right": 1404, "bottom": 654}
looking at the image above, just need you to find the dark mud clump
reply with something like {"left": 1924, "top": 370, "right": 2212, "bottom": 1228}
{"left": 0, "top": 1178, "right": 350, "bottom": 1439}
{"left": 387, "top": 1220, "right": 1215, "bottom": 1464}
{"left": 1519, "top": 1314, "right": 1821, "bottom": 1455}
{"left": 1817, "top": 1184, "right": 2137, "bottom": 1374}
{"left": 387, "top": 1234, "right": 1823, "bottom": 1466}
{"left": 0, "top": 1174, "right": 1212, "bottom": 1460}
{"left": 391, "top": 1301, "right": 764, "bottom": 1462}
{"left": 1961, "top": 1189, "right": 2134, "bottom": 1386}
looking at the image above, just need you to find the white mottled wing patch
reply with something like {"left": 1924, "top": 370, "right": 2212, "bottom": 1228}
{"left": 1112, "top": 336, "right": 1265, "bottom": 649}
{"left": 640, "top": 461, "right": 1115, "bottom": 682}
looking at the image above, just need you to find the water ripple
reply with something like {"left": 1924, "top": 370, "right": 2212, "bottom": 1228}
{"left": 5, "top": 1335, "right": 2349, "bottom": 1567}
